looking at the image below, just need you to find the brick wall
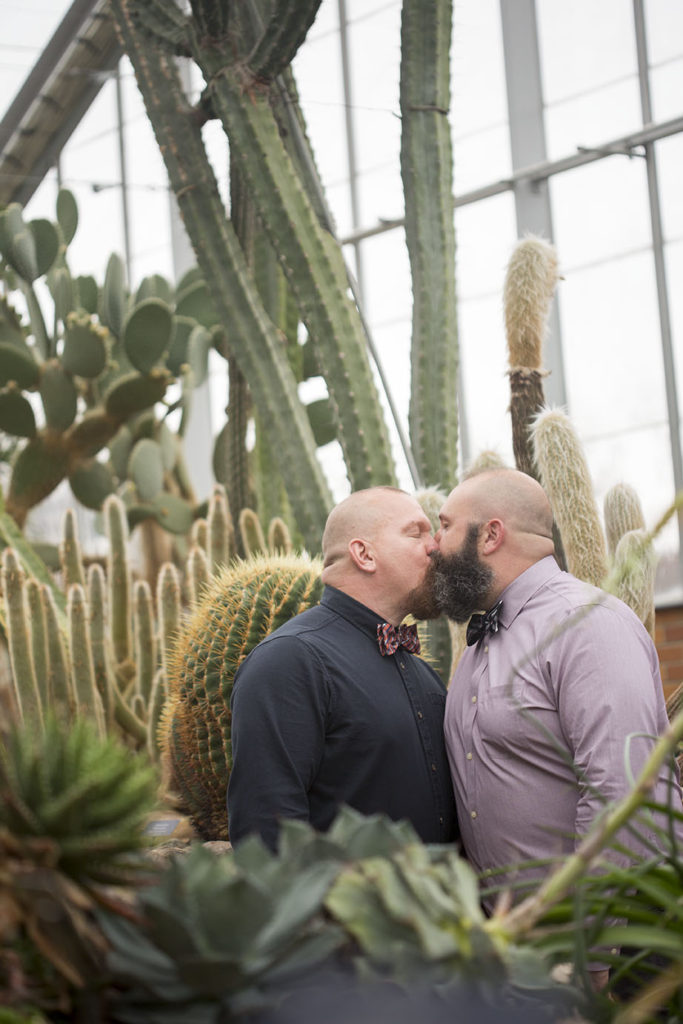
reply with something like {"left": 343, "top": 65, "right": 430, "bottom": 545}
{"left": 655, "top": 604, "right": 683, "bottom": 704}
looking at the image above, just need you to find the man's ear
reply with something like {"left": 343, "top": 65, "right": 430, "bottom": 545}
{"left": 348, "top": 538, "right": 377, "bottom": 573}
{"left": 480, "top": 518, "right": 504, "bottom": 554}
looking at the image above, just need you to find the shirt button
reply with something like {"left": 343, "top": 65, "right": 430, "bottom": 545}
{"left": 471, "top": 695, "right": 477, "bottom": 704}
{"left": 439, "top": 816, "right": 444, "bottom": 824}
{"left": 466, "top": 752, "right": 473, "bottom": 760}
{"left": 484, "top": 645, "right": 488, "bottom": 652}
{"left": 399, "top": 660, "right": 405, "bottom": 669}
{"left": 470, "top": 810, "right": 477, "bottom": 819}
{"left": 431, "top": 763, "right": 437, "bottom": 772}
{"left": 417, "top": 711, "right": 423, "bottom": 719}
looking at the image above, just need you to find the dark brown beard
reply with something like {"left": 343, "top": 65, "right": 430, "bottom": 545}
{"left": 405, "top": 560, "right": 443, "bottom": 621}
{"left": 430, "top": 524, "right": 494, "bottom": 623}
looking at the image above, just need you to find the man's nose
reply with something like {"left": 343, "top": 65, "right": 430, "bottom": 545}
{"left": 427, "top": 534, "right": 439, "bottom": 553}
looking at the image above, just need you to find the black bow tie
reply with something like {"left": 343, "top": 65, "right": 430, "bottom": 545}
{"left": 466, "top": 600, "right": 503, "bottom": 646}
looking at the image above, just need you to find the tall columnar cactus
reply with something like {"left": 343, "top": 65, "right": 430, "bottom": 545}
{"left": 1, "top": 547, "right": 43, "bottom": 729}
{"left": 206, "top": 482, "right": 235, "bottom": 573}
{"left": 531, "top": 407, "right": 609, "bottom": 587}
{"left": 608, "top": 529, "right": 657, "bottom": 636}
{"left": 188, "top": 6, "right": 396, "bottom": 492}
{"left": 604, "top": 481, "right": 647, "bottom": 556}
{"left": 504, "top": 235, "right": 560, "bottom": 478}
{"left": 162, "top": 553, "right": 324, "bottom": 840}
{"left": 110, "top": 0, "right": 335, "bottom": 551}
{"left": 503, "top": 236, "right": 567, "bottom": 568}
{"left": 603, "top": 482, "right": 656, "bottom": 635}
{"left": 401, "top": 0, "right": 459, "bottom": 490}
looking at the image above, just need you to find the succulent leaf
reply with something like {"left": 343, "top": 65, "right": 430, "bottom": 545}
{"left": 101, "top": 252, "right": 127, "bottom": 339}
{"left": 47, "top": 264, "right": 75, "bottom": 325}
{"left": 62, "top": 312, "right": 108, "bottom": 378}
{"left": 56, "top": 187, "right": 79, "bottom": 245}
{"left": 166, "top": 314, "right": 195, "bottom": 376}
{"left": 135, "top": 273, "right": 173, "bottom": 305}
{"left": 0, "top": 340, "right": 39, "bottom": 389}
{"left": 123, "top": 297, "right": 173, "bottom": 373}
{"left": 104, "top": 369, "right": 170, "bottom": 419}
{"left": 40, "top": 358, "right": 78, "bottom": 430}
{"left": 175, "top": 279, "right": 218, "bottom": 329}
{"left": 74, "top": 273, "right": 99, "bottom": 314}
{"left": 150, "top": 492, "right": 194, "bottom": 534}
{"left": 0, "top": 388, "right": 37, "bottom": 437}
{"left": 129, "top": 437, "right": 164, "bottom": 501}
{"left": 69, "top": 458, "right": 116, "bottom": 510}
{"left": 29, "top": 218, "right": 60, "bottom": 277}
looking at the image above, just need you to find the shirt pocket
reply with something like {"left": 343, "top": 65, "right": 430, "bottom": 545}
{"left": 424, "top": 690, "right": 447, "bottom": 736}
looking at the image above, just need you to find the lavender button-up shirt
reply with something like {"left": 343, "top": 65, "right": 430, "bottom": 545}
{"left": 444, "top": 556, "right": 682, "bottom": 905}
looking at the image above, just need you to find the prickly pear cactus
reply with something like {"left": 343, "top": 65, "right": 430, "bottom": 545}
{"left": 0, "top": 191, "right": 212, "bottom": 534}
{"left": 162, "top": 553, "right": 323, "bottom": 840}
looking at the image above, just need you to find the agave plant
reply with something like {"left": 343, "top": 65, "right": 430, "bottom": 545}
{"left": 0, "top": 714, "right": 157, "bottom": 1008}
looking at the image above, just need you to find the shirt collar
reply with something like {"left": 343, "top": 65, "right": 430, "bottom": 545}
{"left": 321, "top": 585, "right": 386, "bottom": 641}
{"left": 496, "top": 556, "right": 562, "bottom": 630}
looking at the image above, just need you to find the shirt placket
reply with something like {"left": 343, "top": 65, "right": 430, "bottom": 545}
{"left": 463, "top": 648, "right": 489, "bottom": 866}
{"left": 395, "top": 652, "right": 449, "bottom": 838}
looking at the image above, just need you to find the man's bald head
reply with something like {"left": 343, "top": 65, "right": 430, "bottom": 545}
{"left": 320, "top": 487, "right": 438, "bottom": 624}
{"left": 322, "top": 486, "right": 407, "bottom": 569}
{"left": 452, "top": 468, "right": 554, "bottom": 540}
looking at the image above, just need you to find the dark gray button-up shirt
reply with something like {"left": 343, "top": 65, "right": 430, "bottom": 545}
{"left": 228, "top": 585, "right": 458, "bottom": 849}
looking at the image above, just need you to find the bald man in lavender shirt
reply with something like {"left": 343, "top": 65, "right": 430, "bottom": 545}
{"left": 431, "top": 468, "right": 683, "bottom": 992}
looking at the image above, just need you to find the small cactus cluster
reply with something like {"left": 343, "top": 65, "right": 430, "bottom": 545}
{"left": 0, "top": 191, "right": 217, "bottom": 534}
{"left": 530, "top": 407, "right": 657, "bottom": 634}
{"left": 1, "top": 496, "right": 176, "bottom": 757}
{"left": 1, "top": 480, "right": 295, "bottom": 762}
{"left": 162, "top": 552, "right": 323, "bottom": 840}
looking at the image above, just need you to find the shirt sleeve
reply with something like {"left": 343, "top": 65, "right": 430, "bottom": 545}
{"left": 227, "top": 634, "right": 328, "bottom": 850}
{"left": 552, "top": 601, "right": 663, "bottom": 855}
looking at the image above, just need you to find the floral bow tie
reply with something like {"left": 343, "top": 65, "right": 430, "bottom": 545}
{"left": 377, "top": 622, "right": 421, "bottom": 657}
{"left": 465, "top": 600, "right": 503, "bottom": 646}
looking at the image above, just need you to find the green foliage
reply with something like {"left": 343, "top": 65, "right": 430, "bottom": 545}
{"left": 96, "top": 806, "right": 573, "bottom": 1021}
{"left": 0, "top": 714, "right": 156, "bottom": 888}
{"left": 0, "top": 190, "right": 221, "bottom": 535}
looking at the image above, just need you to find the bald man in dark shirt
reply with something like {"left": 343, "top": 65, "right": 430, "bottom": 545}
{"left": 227, "top": 486, "right": 458, "bottom": 850}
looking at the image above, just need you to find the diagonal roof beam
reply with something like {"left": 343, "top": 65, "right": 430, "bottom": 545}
{"left": 0, "top": 0, "right": 122, "bottom": 208}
